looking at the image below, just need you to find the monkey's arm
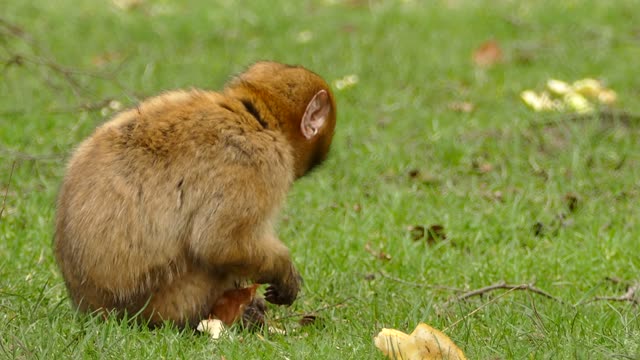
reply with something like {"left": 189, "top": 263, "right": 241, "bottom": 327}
{"left": 190, "top": 221, "right": 301, "bottom": 306}
{"left": 187, "top": 162, "right": 300, "bottom": 306}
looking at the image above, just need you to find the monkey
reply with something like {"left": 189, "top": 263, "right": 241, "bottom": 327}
{"left": 53, "top": 61, "right": 337, "bottom": 329}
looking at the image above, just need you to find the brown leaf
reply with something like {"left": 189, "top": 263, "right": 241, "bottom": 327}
{"left": 91, "top": 52, "right": 122, "bottom": 68}
{"left": 406, "top": 169, "right": 441, "bottom": 185}
{"left": 341, "top": 24, "right": 357, "bottom": 33}
{"left": 532, "top": 221, "right": 544, "bottom": 237}
{"left": 111, "top": 0, "right": 144, "bottom": 11}
{"left": 564, "top": 193, "right": 579, "bottom": 212}
{"left": 472, "top": 40, "right": 503, "bottom": 67}
{"left": 447, "top": 101, "right": 475, "bottom": 113}
{"left": 408, "top": 169, "right": 420, "bottom": 179}
{"left": 299, "top": 314, "right": 319, "bottom": 327}
{"left": 364, "top": 273, "right": 376, "bottom": 281}
{"left": 409, "top": 225, "right": 446, "bottom": 245}
{"left": 377, "top": 116, "right": 392, "bottom": 127}
{"left": 426, "top": 224, "right": 446, "bottom": 244}
{"left": 483, "top": 190, "right": 504, "bottom": 202}
{"left": 365, "top": 242, "right": 391, "bottom": 261}
{"left": 408, "top": 225, "right": 425, "bottom": 241}
{"left": 472, "top": 159, "right": 494, "bottom": 174}
{"left": 479, "top": 163, "right": 493, "bottom": 173}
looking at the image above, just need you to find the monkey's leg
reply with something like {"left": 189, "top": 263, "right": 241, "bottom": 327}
{"left": 142, "top": 269, "right": 227, "bottom": 328}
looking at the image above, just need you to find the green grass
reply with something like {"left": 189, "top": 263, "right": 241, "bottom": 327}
{"left": 2, "top": 0, "right": 640, "bottom": 358}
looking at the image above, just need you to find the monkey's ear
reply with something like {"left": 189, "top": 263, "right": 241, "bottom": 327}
{"left": 301, "top": 90, "right": 331, "bottom": 139}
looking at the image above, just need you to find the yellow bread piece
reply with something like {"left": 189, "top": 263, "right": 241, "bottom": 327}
{"left": 374, "top": 323, "right": 466, "bottom": 360}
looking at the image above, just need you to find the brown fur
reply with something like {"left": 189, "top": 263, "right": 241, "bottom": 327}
{"left": 53, "top": 62, "right": 336, "bottom": 328}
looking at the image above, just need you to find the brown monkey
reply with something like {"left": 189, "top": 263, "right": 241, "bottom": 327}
{"left": 53, "top": 61, "right": 336, "bottom": 328}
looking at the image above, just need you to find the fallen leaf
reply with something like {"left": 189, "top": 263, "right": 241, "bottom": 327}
{"left": 472, "top": 159, "right": 494, "bottom": 174}
{"left": 377, "top": 116, "right": 393, "bottom": 127}
{"left": 406, "top": 170, "right": 441, "bottom": 185}
{"left": 299, "top": 314, "right": 320, "bottom": 327}
{"left": 91, "top": 52, "right": 122, "bottom": 68}
{"left": 564, "top": 193, "right": 579, "bottom": 213}
{"left": 478, "top": 163, "right": 493, "bottom": 173}
{"left": 365, "top": 242, "right": 391, "bottom": 261}
{"left": 532, "top": 221, "right": 544, "bottom": 237}
{"left": 374, "top": 323, "right": 467, "bottom": 360}
{"left": 408, "top": 225, "right": 425, "bottom": 241}
{"left": 408, "top": 169, "right": 420, "bottom": 179}
{"left": 111, "top": 0, "right": 144, "bottom": 10}
{"left": 341, "top": 24, "right": 357, "bottom": 33}
{"left": 426, "top": 224, "right": 447, "bottom": 244}
{"left": 447, "top": 101, "right": 475, "bottom": 113}
{"left": 409, "top": 225, "right": 446, "bottom": 245}
{"left": 472, "top": 40, "right": 503, "bottom": 67}
{"left": 482, "top": 190, "right": 504, "bottom": 202}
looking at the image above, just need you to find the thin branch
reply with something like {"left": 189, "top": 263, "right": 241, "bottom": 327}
{"left": 592, "top": 283, "right": 639, "bottom": 305}
{"left": 0, "top": 148, "right": 66, "bottom": 162}
{"left": 0, "top": 161, "right": 16, "bottom": 221}
{"left": 2, "top": 17, "right": 137, "bottom": 101}
{"left": 443, "top": 286, "right": 521, "bottom": 332}
{"left": 0, "top": 17, "right": 35, "bottom": 44}
{"left": 49, "top": 97, "right": 116, "bottom": 114}
{"left": 442, "top": 280, "right": 567, "bottom": 308}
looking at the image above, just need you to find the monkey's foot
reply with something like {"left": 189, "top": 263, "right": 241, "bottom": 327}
{"left": 241, "top": 296, "right": 266, "bottom": 330}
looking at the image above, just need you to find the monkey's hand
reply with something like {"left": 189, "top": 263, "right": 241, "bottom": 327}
{"left": 264, "top": 266, "right": 301, "bottom": 306}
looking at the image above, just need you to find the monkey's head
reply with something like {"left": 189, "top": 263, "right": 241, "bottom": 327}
{"left": 225, "top": 61, "right": 337, "bottom": 178}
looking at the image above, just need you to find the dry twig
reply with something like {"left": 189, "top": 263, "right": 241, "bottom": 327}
{"left": 0, "top": 161, "right": 16, "bottom": 221}
{"left": 272, "top": 296, "right": 353, "bottom": 322}
{"left": 443, "top": 286, "right": 520, "bottom": 332}
{"left": 592, "top": 283, "right": 639, "bottom": 305}
{"left": 0, "top": 148, "right": 66, "bottom": 162}
{"left": 440, "top": 281, "right": 568, "bottom": 332}
{"left": 2, "top": 16, "right": 136, "bottom": 102}
{"left": 442, "top": 280, "right": 567, "bottom": 308}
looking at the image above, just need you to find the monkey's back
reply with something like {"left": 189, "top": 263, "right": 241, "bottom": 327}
{"left": 54, "top": 89, "right": 294, "bottom": 313}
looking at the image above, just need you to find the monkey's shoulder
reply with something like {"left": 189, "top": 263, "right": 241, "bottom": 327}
{"left": 75, "top": 89, "right": 293, "bottom": 177}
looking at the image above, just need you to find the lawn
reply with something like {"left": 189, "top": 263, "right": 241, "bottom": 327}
{"left": 1, "top": 0, "right": 639, "bottom": 358}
